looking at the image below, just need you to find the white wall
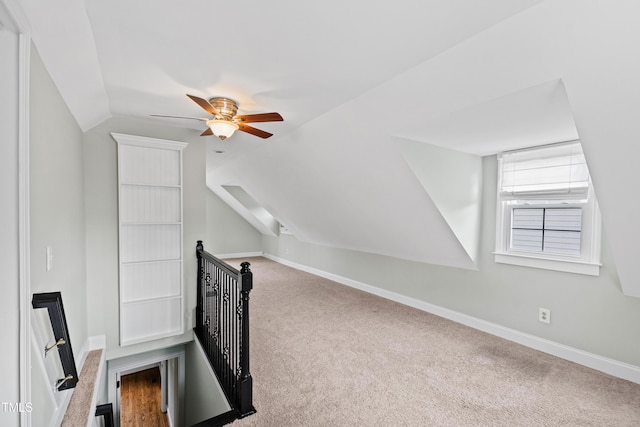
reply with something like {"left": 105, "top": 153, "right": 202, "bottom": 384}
{"left": 558, "top": 1, "right": 640, "bottom": 297}
{"left": 263, "top": 155, "right": 640, "bottom": 368}
{"left": 396, "top": 138, "right": 483, "bottom": 263}
{"left": 218, "top": 1, "right": 640, "bottom": 299}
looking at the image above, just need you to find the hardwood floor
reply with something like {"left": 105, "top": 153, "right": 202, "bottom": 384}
{"left": 120, "top": 367, "right": 169, "bottom": 427}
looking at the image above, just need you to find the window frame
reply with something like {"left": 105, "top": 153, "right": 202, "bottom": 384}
{"left": 494, "top": 143, "right": 602, "bottom": 276}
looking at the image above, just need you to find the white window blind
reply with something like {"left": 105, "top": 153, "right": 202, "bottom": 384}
{"left": 499, "top": 141, "right": 589, "bottom": 196}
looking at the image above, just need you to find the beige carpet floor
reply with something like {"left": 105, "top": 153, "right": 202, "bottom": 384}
{"left": 61, "top": 349, "right": 102, "bottom": 427}
{"left": 227, "top": 257, "right": 640, "bottom": 426}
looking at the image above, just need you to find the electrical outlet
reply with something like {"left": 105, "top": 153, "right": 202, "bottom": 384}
{"left": 539, "top": 307, "right": 551, "bottom": 324}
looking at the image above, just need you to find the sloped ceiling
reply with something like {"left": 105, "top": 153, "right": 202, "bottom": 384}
{"left": 17, "top": 0, "right": 640, "bottom": 296}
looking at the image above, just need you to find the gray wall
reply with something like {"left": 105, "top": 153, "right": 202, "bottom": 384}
{"left": 30, "top": 43, "right": 88, "bottom": 359}
{"left": 29, "top": 44, "right": 89, "bottom": 423}
{"left": 205, "top": 188, "right": 262, "bottom": 256}
{"left": 263, "top": 155, "right": 640, "bottom": 367}
{"left": 184, "top": 340, "right": 231, "bottom": 425}
{"left": 83, "top": 117, "right": 208, "bottom": 359}
{"left": 82, "top": 116, "right": 260, "bottom": 353}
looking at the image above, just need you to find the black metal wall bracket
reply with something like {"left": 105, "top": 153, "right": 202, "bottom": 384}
{"left": 32, "top": 292, "right": 79, "bottom": 391}
{"left": 95, "top": 403, "right": 114, "bottom": 427}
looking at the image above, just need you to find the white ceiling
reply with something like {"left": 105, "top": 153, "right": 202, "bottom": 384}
{"left": 21, "top": 0, "right": 544, "bottom": 141}
{"left": 18, "top": 0, "right": 640, "bottom": 296}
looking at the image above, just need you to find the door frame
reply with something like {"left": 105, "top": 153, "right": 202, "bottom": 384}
{"left": 108, "top": 348, "right": 185, "bottom": 427}
{"left": 0, "top": 0, "right": 32, "bottom": 426}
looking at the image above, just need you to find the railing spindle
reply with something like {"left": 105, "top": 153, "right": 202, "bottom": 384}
{"left": 194, "top": 241, "right": 256, "bottom": 419}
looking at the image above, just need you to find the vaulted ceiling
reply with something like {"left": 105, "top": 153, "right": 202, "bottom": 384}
{"left": 18, "top": 0, "right": 640, "bottom": 296}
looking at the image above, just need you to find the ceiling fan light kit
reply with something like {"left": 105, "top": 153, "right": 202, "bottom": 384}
{"left": 152, "top": 94, "right": 283, "bottom": 140}
{"left": 207, "top": 119, "right": 239, "bottom": 140}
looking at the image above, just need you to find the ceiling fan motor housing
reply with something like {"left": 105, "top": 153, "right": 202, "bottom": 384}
{"left": 209, "top": 97, "right": 238, "bottom": 120}
{"left": 156, "top": 94, "right": 281, "bottom": 139}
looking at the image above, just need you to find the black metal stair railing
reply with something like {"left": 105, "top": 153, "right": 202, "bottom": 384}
{"left": 195, "top": 240, "right": 256, "bottom": 423}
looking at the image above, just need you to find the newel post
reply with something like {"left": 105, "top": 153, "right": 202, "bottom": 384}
{"left": 237, "top": 261, "right": 256, "bottom": 417}
{"left": 195, "top": 240, "right": 204, "bottom": 337}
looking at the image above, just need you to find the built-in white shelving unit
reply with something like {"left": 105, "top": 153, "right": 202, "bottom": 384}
{"left": 113, "top": 133, "right": 188, "bottom": 346}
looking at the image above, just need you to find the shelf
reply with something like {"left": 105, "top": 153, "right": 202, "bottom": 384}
{"left": 121, "top": 258, "right": 182, "bottom": 264}
{"left": 120, "top": 297, "right": 183, "bottom": 345}
{"left": 115, "top": 133, "right": 186, "bottom": 347}
{"left": 121, "top": 294, "right": 182, "bottom": 305}
{"left": 120, "top": 329, "right": 184, "bottom": 347}
{"left": 120, "top": 221, "right": 182, "bottom": 227}
{"left": 120, "top": 182, "right": 182, "bottom": 188}
{"left": 120, "top": 258, "right": 181, "bottom": 266}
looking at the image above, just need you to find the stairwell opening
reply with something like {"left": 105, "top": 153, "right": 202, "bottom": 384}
{"left": 108, "top": 348, "right": 185, "bottom": 427}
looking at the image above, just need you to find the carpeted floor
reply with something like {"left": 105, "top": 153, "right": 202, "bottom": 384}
{"left": 227, "top": 257, "right": 640, "bottom": 426}
{"left": 61, "top": 349, "right": 102, "bottom": 427}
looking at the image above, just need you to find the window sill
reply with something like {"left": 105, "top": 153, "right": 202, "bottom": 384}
{"left": 494, "top": 252, "right": 601, "bottom": 276}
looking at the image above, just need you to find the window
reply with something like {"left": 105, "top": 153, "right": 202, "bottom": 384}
{"left": 511, "top": 207, "right": 582, "bottom": 256}
{"left": 495, "top": 141, "right": 601, "bottom": 275}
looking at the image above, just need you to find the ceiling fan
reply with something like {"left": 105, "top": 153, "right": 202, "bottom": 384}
{"left": 152, "top": 94, "right": 283, "bottom": 140}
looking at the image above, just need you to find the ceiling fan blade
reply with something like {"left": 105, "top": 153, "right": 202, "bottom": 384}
{"left": 237, "top": 123, "right": 273, "bottom": 139}
{"left": 150, "top": 114, "right": 207, "bottom": 122}
{"left": 200, "top": 127, "right": 213, "bottom": 136}
{"left": 234, "top": 112, "right": 283, "bottom": 123}
{"left": 186, "top": 94, "right": 220, "bottom": 116}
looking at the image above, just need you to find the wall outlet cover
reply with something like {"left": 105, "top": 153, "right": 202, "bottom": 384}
{"left": 539, "top": 307, "right": 551, "bottom": 324}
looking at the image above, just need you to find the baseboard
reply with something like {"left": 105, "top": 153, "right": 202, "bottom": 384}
{"left": 263, "top": 253, "right": 640, "bottom": 384}
{"left": 166, "top": 406, "right": 174, "bottom": 427}
{"left": 49, "top": 389, "right": 73, "bottom": 427}
{"left": 88, "top": 334, "right": 106, "bottom": 351}
{"left": 216, "top": 251, "right": 264, "bottom": 260}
